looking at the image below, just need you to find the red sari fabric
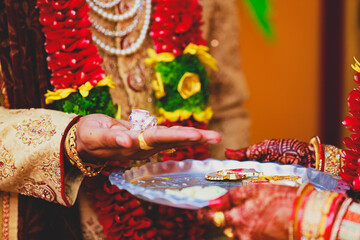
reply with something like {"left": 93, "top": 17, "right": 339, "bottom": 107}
{"left": 0, "top": 0, "right": 49, "bottom": 109}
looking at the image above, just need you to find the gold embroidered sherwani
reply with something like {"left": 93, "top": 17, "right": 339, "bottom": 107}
{"left": 0, "top": 107, "right": 83, "bottom": 238}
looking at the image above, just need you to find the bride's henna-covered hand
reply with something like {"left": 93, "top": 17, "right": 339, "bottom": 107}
{"left": 225, "top": 139, "right": 315, "bottom": 168}
{"left": 197, "top": 184, "right": 297, "bottom": 240}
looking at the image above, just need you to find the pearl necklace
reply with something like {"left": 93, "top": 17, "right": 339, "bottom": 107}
{"left": 88, "top": 0, "right": 122, "bottom": 9}
{"left": 92, "top": 0, "right": 151, "bottom": 55}
{"left": 86, "top": 0, "right": 141, "bottom": 21}
{"left": 89, "top": 14, "right": 139, "bottom": 37}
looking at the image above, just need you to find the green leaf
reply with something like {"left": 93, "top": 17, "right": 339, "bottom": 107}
{"left": 243, "top": 0, "right": 274, "bottom": 39}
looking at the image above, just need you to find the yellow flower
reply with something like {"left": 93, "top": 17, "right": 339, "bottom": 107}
{"left": 177, "top": 72, "right": 201, "bottom": 99}
{"left": 145, "top": 48, "right": 175, "bottom": 65}
{"left": 193, "top": 106, "right": 213, "bottom": 123}
{"left": 183, "top": 43, "right": 218, "bottom": 71}
{"left": 115, "top": 104, "right": 121, "bottom": 120}
{"left": 78, "top": 81, "right": 93, "bottom": 97}
{"left": 97, "top": 75, "right": 116, "bottom": 89}
{"left": 44, "top": 88, "right": 76, "bottom": 104}
{"left": 352, "top": 57, "right": 360, "bottom": 72}
{"left": 158, "top": 107, "right": 213, "bottom": 123}
{"left": 152, "top": 72, "right": 166, "bottom": 99}
{"left": 159, "top": 109, "right": 192, "bottom": 122}
{"left": 44, "top": 76, "right": 115, "bottom": 104}
{"left": 79, "top": 75, "right": 115, "bottom": 97}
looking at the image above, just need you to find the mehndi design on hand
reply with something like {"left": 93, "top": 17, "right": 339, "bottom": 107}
{"left": 225, "top": 139, "right": 315, "bottom": 168}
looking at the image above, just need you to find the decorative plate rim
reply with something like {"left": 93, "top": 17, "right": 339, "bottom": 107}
{"left": 109, "top": 159, "right": 343, "bottom": 209}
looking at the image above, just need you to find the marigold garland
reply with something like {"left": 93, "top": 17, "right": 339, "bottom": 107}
{"left": 342, "top": 57, "right": 360, "bottom": 191}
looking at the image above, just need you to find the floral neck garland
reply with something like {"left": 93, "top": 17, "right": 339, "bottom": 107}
{"left": 149, "top": 0, "right": 206, "bottom": 56}
{"left": 147, "top": 0, "right": 217, "bottom": 161}
{"left": 37, "top": 0, "right": 117, "bottom": 116}
{"left": 342, "top": 57, "right": 360, "bottom": 191}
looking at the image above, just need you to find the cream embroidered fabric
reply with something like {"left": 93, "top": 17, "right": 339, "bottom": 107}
{"left": 0, "top": 107, "right": 83, "bottom": 206}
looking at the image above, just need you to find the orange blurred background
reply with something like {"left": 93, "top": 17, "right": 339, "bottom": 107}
{"left": 236, "top": 0, "right": 359, "bottom": 146}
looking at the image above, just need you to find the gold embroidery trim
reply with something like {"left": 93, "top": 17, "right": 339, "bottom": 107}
{"left": 17, "top": 178, "right": 56, "bottom": 202}
{"left": 0, "top": 147, "right": 16, "bottom": 180}
{"left": 0, "top": 192, "right": 3, "bottom": 238}
{"left": 37, "top": 152, "right": 62, "bottom": 191}
{"left": 2, "top": 192, "right": 9, "bottom": 240}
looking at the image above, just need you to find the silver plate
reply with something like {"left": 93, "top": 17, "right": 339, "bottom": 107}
{"left": 109, "top": 159, "right": 346, "bottom": 210}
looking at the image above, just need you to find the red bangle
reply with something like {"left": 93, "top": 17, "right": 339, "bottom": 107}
{"left": 296, "top": 188, "right": 315, "bottom": 239}
{"left": 323, "top": 194, "right": 345, "bottom": 240}
{"left": 289, "top": 195, "right": 299, "bottom": 240}
{"left": 329, "top": 198, "right": 353, "bottom": 240}
{"left": 319, "top": 143, "right": 325, "bottom": 172}
{"left": 337, "top": 201, "right": 360, "bottom": 240}
{"left": 290, "top": 183, "right": 315, "bottom": 240}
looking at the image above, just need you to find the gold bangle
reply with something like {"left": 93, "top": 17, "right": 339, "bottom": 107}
{"left": 309, "top": 136, "right": 323, "bottom": 170}
{"left": 64, "top": 123, "right": 107, "bottom": 177}
{"left": 323, "top": 144, "right": 343, "bottom": 176}
{"left": 138, "top": 131, "right": 154, "bottom": 150}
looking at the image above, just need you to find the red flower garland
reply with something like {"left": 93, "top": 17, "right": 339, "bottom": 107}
{"left": 161, "top": 118, "right": 210, "bottom": 161}
{"left": 149, "top": 1, "right": 211, "bottom": 238}
{"left": 37, "top": 0, "right": 104, "bottom": 89}
{"left": 152, "top": 205, "right": 205, "bottom": 240}
{"left": 84, "top": 174, "right": 158, "bottom": 240}
{"left": 342, "top": 72, "right": 360, "bottom": 191}
{"left": 150, "top": 0, "right": 206, "bottom": 56}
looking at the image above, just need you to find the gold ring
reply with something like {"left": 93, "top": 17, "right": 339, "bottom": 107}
{"left": 213, "top": 211, "right": 225, "bottom": 227}
{"left": 163, "top": 148, "right": 176, "bottom": 154}
{"left": 138, "top": 131, "right": 154, "bottom": 150}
